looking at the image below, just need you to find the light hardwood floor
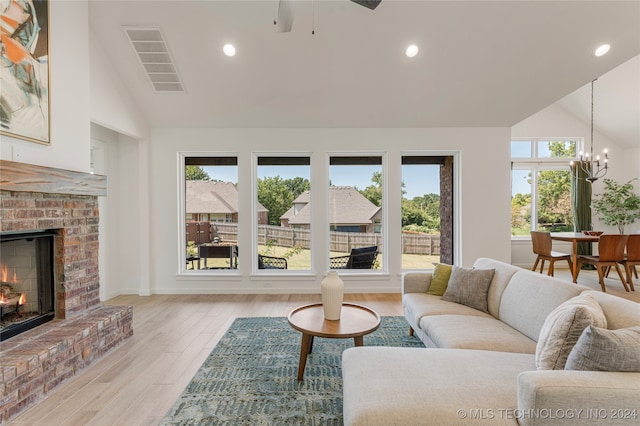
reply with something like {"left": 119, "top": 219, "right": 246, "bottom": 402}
{"left": 8, "top": 268, "right": 638, "bottom": 425}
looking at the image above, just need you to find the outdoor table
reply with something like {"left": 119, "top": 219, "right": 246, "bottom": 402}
{"left": 197, "top": 244, "right": 238, "bottom": 269}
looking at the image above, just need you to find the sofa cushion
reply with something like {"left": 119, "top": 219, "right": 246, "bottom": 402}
{"left": 473, "top": 258, "right": 521, "bottom": 319}
{"left": 403, "top": 293, "right": 493, "bottom": 335}
{"left": 535, "top": 293, "right": 607, "bottom": 370}
{"left": 565, "top": 326, "right": 640, "bottom": 372}
{"left": 343, "top": 347, "right": 535, "bottom": 426}
{"left": 420, "top": 314, "right": 537, "bottom": 354}
{"left": 582, "top": 291, "right": 640, "bottom": 330}
{"left": 441, "top": 266, "right": 495, "bottom": 313}
{"left": 499, "top": 270, "right": 588, "bottom": 342}
{"left": 427, "top": 263, "right": 452, "bottom": 296}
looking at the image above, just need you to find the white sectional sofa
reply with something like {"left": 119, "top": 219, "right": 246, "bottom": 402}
{"left": 342, "top": 258, "right": 640, "bottom": 425}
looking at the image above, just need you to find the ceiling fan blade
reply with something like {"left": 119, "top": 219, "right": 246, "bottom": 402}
{"left": 275, "top": 0, "right": 296, "bottom": 32}
{"left": 350, "top": 0, "right": 382, "bottom": 10}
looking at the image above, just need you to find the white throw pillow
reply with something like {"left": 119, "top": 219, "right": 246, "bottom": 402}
{"left": 535, "top": 293, "right": 607, "bottom": 370}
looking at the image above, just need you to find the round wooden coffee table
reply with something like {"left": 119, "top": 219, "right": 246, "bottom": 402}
{"left": 287, "top": 302, "right": 381, "bottom": 380}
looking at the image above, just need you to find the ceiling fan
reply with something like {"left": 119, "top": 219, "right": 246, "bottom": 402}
{"left": 275, "top": 0, "right": 382, "bottom": 32}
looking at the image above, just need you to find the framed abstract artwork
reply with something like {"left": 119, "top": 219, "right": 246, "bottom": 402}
{"left": 0, "top": 0, "right": 51, "bottom": 145}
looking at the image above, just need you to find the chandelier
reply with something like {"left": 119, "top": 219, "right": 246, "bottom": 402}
{"left": 570, "top": 79, "right": 608, "bottom": 183}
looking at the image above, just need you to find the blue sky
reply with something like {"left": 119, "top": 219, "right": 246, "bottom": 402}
{"left": 512, "top": 169, "right": 531, "bottom": 196}
{"left": 202, "top": 164, "right": 440, "bottom": 199}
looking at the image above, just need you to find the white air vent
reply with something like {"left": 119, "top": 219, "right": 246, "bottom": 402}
{"left": 123, "top": 26, "right": 184, "bottom": 93}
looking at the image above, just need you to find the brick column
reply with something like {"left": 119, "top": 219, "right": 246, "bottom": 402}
{"left": 440, "top": 157, "right": 454, "bottom": 264}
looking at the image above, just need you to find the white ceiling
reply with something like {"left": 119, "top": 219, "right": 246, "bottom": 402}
{"left": 89, "top": 0, "right": 640, "bottom": 146}
{"left": 555, "top": 56, "right": 639, "bottom": 149}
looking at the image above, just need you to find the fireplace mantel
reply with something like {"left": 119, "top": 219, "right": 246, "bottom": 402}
{"left": 0, "top": 160, "right": 107, "bottom": 196}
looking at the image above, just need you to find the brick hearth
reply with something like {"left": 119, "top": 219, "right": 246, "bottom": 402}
{"left": 0, "top": 160, "right": 133, "bottom": 423}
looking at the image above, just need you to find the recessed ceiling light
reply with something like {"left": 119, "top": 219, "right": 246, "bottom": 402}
{"left": 223, "top": 44, "right": 236, "bottom": 57}
{"left": 594, "top": 44, "right": 610, "bottom": 57}
{"left": 406, "top": 44, "right": 419, "bottom": 58}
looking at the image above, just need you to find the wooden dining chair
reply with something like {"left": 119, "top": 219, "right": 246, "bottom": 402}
{"left": 530, "top": 231, "right": 572, "bottom": 277}
{"left": 619, "top": 234, "right": 639, "bottom": 291}
{"left": 576, "top": 234, "right": 630, "bottom": 292}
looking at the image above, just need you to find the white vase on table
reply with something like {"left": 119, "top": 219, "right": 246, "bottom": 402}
{"left": 321, "top": 271, "right": 344, "bottom": 320}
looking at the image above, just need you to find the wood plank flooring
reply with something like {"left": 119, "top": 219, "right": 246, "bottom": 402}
{"left": 7, "top": 293, "right": 402, "bottom": 426}
{"left": 7, "top": 268, "right": 638, "bottom": 425}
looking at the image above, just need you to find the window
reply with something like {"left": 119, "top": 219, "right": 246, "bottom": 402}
{"left": 329, "top": 156, "right": 383, "bottom": 270}
{"left": 180, "top": 152, "right": 457, "bottom": 275}
{"left": 256, "top": 156, "right": 311, "bottom": 271}
{"left": 184, "top": 156, "right": 239, "bottom": 270}
{"left": 511, "top": 139, "right": 578, "bottom": 236}
{"left": 401, "top": 156, "right": 445, "bottom": 269}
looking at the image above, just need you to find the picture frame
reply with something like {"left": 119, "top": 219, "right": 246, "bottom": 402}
{"left": 0, "top": 0, "right": 51, "bottom": 145}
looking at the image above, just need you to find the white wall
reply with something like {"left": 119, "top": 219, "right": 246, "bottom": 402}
{"left": 0, "top": 1, "right": 91, "bottom": 172}
{"left": 91, "top": 124, "right": 143, "bottom": 299}
{"left": 89, "top": 28, "right": 150, "bottom": 299}
{"left": 89, "top": 29, "right": 148, "bottom": 140}
{"left": 147, "top": 127, "right": 512, "bottom": 294}
{"left": 0, "top": 1, "right": 151, "bottom": 300}
{"left": 510, "top": 103, "right": 636, "bottom": 268}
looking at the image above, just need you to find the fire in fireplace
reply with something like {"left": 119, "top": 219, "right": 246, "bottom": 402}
{"left": 0, "top": 230, "right": 56, "bottom": 341}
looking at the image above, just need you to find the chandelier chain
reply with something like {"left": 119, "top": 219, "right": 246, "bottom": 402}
{"left": 570, "top": 78, "right": 608, "bottom": 183}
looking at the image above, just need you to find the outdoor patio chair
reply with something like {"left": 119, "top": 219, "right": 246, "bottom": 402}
{"left": 258, "top": 254, "right": 288, "bottom": 270}
{"left": 330, "top": 245, "right": 378, "bottom": 269}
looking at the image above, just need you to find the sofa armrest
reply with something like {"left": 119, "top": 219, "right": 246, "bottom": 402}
{"left": 517, "top": 370, "right": 640, "bottom": 426}
{"left": 401, "top": 272, "right": 432, "bottom": 294}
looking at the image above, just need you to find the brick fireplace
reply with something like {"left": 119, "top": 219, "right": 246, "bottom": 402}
{"left": 0, "top": 160, "right": 133, "bottom": 423}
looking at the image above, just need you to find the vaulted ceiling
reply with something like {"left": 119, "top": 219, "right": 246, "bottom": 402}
{"left": 89, "top": 0, "right": 639, "bottom": 147}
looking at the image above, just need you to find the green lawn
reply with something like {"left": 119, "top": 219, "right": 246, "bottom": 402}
{"left": 192, "top": 246, "right": 439, "bottom": 270}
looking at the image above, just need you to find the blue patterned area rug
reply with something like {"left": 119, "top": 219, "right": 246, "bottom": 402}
{"left": 160, "top": 315, "right": 423, "bottom": 425}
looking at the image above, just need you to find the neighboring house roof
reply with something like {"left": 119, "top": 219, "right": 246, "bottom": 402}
{"left": 186, "top": 181, "right": 267, "bottom": 214}
{"left": 282, "top": 186, "right": 380, "bottom": 225}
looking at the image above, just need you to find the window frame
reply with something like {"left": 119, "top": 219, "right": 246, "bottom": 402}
{"left": 400, "top": 155, "right": 448, "bottom": 270}
{"left": 510, "top": 138, "right": 581, "bottom": 238}
{"left": 326, "top": 152, "right": 387, "bottom": 274}
{"left": 178, "top": 149, "right": 462, "bottom": 278}
{"left": 252, "top": 152, "right": 313, "bottom": 275}
{"left": 178, "top": 152, "right": 241, "bottom": 277}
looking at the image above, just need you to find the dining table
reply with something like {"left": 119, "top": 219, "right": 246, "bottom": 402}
{"left": 550, "top": 232, "right": 600, "bottom": 283}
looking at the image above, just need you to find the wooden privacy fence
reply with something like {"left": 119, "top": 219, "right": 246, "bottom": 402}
{"left": 401, "top": 232, "right": 441, "bottom": 256}
{"left": 187, "top": 221, "right": 440, "bottom": 255}
{"left": 259, "top": 225, "right": 311, "bottom": 249}
{"left": 185, "top": 222, "right": 211, "bottom": 245}
{"left": 330, "top": 231, "right": 383, "bottom": 253}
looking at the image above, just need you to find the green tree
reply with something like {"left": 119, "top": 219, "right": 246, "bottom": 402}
{"left": 359, "top": 172, "right": 383, "bottom": 207}
{"left": 537, "top": 169, "right": 572, "bottom": 227}
{"left": 402, "top": 194, "right": 440, "bottom": 232}
{"left": 511, "top": 192, "right": 531, "bottom": 232}
{"left": 548, "top": 140, "right": 575, "bottom": 158}
{"left": 528, "top": 141, "right": 575, "bottom": 229}
{"left": 185, "top": 166, "right": 210, "bottom": 181}
{"left": 284, "top": 177, "right": 311, "bottom": 199}
{"left": 258, "top": 176, "right": 311, "bottom": 226}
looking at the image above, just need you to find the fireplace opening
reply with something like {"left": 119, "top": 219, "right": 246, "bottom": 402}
{"left": 0, "top": 230, "right": 56, "bottom": 341}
